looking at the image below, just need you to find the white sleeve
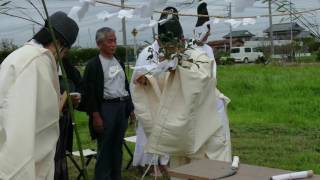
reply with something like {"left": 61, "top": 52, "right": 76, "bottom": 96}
{"left": 131, "top": 47, "right": 152, "bottom": 84}
{"left": 0, "top": 61, "right": 38, "bottom": 180}
{"left": 204, "top": 45, "right": 217, "bottom": 80}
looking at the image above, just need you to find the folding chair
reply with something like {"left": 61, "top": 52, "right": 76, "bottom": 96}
{"left": 123, "top": 135, "right": 137, "bottom": 169}
{"left": 67, "top": 149, "right": 97, "bottom": 180}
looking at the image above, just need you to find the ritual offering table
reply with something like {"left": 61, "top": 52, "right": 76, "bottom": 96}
{"left": 168, "top": 159, "right": 320, "bottom": 180}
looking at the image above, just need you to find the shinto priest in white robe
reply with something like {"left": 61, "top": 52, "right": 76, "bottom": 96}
{"left": 0, "top": 41, "right": 60, "bottom": 180}
{"left": 131, "top": 40, "right": 231, "bottom": 168}
{"left": 131, "top": 41, "right": 170, "bottom": 167}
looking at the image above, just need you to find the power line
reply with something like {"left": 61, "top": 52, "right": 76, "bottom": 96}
{"left": 96, "top": 0, "right": 320, "bottom": 19}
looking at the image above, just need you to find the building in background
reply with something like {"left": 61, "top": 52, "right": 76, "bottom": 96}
{"left": 263, "top": 22, "right": 305, "bottom": 40}
{"left": 223, "top": 30, "right": 255, "bottom": 41}
{"left": 207, "top": 39, "right": 244, "bottom": 52}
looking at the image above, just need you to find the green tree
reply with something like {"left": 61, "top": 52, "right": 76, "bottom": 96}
{"left": 0, "top": 39, "right": 17, "bottom": 63}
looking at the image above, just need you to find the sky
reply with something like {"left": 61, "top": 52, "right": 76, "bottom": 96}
{"left": 0, "top": 0, "right": 319, "bottom": 48}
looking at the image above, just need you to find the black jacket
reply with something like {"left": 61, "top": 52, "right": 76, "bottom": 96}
{"left": 81, "top": 55, "right": 134, "bottom": 139}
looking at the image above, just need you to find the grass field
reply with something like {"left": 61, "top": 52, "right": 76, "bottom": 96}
{"left": 69, "top": 63, "right": 320, "bottom": 180}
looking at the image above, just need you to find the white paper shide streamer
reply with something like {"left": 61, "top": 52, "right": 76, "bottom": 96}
{"left": 97, "top": 10, "right": 118, "bottom": 21}
{"left": 225, "top": 19, "right": 242, "bottom": 28}
{"left": 134, "top": 0, "right": 168, "bottom": 18}
{"left": 225, "top": 18, "right": 256, "bottom": 28}
{"left": 68, "top": 0, "right": 96, "bottom": 21}
{"left": 135, "top": 15, "right": 173, "bottom": 32}
{"left": 118, "top": 9, "right": 134, "bottom": 19}
{"left": 234, "top": 0, "right": 256, "bottom": 12}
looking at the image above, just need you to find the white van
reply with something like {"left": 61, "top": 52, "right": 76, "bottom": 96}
{"left": 230, "top": 47, "right": 264, "bottom": 63}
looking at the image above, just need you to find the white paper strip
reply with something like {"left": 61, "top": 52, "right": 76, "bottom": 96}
{"left": 134, "top": 0, "right": 167, "bottom": 18}
{"left": 134, "top": 3, "right": 152, "bottom": 18}
{"left": 148, "top": 19, "right": 158, "bottom": 28}
{"left": 80, "top": 0, "right": 96, "bottom": 6}
{"left": 136, "top": 24, "right": 150, "bottom": 31}
{"left": 213, "top": 18, "right": 220, "bottom": 24}
{"left": 135, "top": 20, "right": 157, "bottom": 31}
{"left": 234, "top": 0, "right": 255, "bottom": 12}
{"left": 242, "top": 18, "right": 256, "bottom": 25}
{"left": 118, "top": 9, "right": 134, "bottom": 19}
{"left": 68, "top": 6, "right": 82, "bottom": 20}
{"left": 132, "top": 59, "right": 177, "bottom": 76}
{"left": 159, "top": 15, "right": 173, "bottom": 25}
{"left": 97, "top": 10, "right": 118, "bottom": 21}
{"left": 151, "top": 0, "right": 168, "bottom": 7}
{"left": 68, "top": 0, "right": 95, "bottom": 21}
{"left": 225, "top": 19, "right": 242, "bottom": 28}
{"left": 271, "top": 170, "right": 313, "bottom": 180}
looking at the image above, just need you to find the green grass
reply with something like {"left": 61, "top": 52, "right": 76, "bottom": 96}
{"left": 69, "top": 64, "right": 320, "bottom": 179}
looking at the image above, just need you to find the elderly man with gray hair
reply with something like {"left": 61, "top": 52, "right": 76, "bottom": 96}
{"left": 82, "top": 27, "right": 135, "bottom": 180}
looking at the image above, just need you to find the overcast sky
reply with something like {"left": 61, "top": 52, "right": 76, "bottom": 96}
{"left": 0, "top": 0, "right": 319, "bottom": 47}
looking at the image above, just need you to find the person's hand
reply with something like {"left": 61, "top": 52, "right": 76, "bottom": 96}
{"left": 70, "top": 93, "right": 81, "bottom": 108}
{"left": 134, "top": 74, "right": 148, "bottom": 85}
{"left": 168, "top": 67, "right": 176, "bottom": 73}
{"left": 129, "top": 111, "right": 136, "bottom": 126}
{"left": 92, "top": 112, "right": 104, "bottom": 134}
{"left": 159, "top": 55, "right": 166, "bottom": 62}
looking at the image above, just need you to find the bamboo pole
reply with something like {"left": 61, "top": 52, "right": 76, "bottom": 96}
{"left": 40, "top": 0, "right": 88, "bottom": 179}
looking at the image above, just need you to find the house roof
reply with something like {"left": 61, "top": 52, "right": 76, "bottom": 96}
{"left": 295, "top": 31, "right": 315, "bottom": 39}
{"left": 223, "top": 30, "right": 255, "bottom": 38}
{"left": 264, "top": 22, "right": 305, "bottom": 33}
{"left": 207, "top": 39, "right": 244, "bottom": 47}
{"left": 250, "top": 37, "right": 268, "bottom": 41}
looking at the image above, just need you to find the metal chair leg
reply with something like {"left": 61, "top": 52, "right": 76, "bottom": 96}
{"left": 123, "top": 141, "right": 133, "bottom": 170}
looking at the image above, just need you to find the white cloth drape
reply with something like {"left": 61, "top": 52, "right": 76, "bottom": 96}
{"left": 0, "top": 42, "right": 60, "bottom": 180}
{"left": 132, "top": 44, "right": 232, "bottom": 169}
{"left": 131, "top": 41, "right": 170, "bottom": 167}
{"left": 196, "top": 44, "right": 232, "bottom": 162}
{"left": 132, "top": 49, "right": 222, "bottom": 155}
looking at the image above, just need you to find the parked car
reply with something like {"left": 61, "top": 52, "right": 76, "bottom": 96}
{"left": 230, "top": 47, "right": 264, "bottom": 63}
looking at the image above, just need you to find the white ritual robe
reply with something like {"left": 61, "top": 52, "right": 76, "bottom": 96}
{"left": 196, "top": 44, "right": 232, "bottom": 162}
{"left": 131, "top": 41, "right": 170, "bottom": 166}
{"left": 132, "top": 48, "right": 224, "bottom": 157}
{"left": 0, "top": 42, "right": 60, "bottom": 180}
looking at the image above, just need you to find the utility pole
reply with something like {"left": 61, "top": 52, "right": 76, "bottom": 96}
{"left": 151, "top": 15, "right": 156, "bottom": 40}
{"left": 268, "top": 0, "right": 274, "bottom": 58}
{"left": 289, "top": 0, "right": 294, "bottom": 60}
{"left": 121, "top": 0, "right": 129, "bottom": 73}
{"left": 132, "top": 28, "right": 138, "bottom": 62}
{"left": 228, "top": 2, "right": 232, "bottom": 53}
{"left": 88, "top": 28, "right": 93, "bottom": 47}
{"left": 32, "top": 24, "right": 35, "bottom": 35}
{"left": 289, "top": 0, "right": 293, "bottom": 44}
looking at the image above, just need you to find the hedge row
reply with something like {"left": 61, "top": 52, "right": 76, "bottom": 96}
{"left": 0, "top": 46, "right": 135, "bottom": 65}
{"left": 67, "top": 46, "right": 135, "bottom": 65}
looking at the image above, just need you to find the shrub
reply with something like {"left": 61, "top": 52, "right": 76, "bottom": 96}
{"left": 218, "top": 56, "right": 235, "bottom": 65}
{"left": 316, "top": 51, "right": 320, "bottom": 62}
{"left": 225, "top": 57, "right": 235, "bottom": 65}
{"left": 67, "top": 46, "right": 135, "bottom": 65}
{"left": 255, "top": 56, "right": 269, "bottom": 64}
{"left": 67, "top": 48, "right": 99, "bottom": 65}
{"left": 0, "top": 50, "right": 13, "bottom": 64}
